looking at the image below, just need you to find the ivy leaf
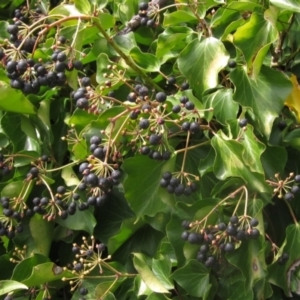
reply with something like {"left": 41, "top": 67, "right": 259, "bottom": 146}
{"left": 56, "top": 208, "right": 96, "bottom": 235}
{"left": 270, "top": 0, "right": 300, "bottom": 12}
{"left": 133, "top": 253, "right": 169, "bottom": 294}
{"left": 122, "top": 155, "right": 168, "bottom": 217}
{"left": 0, "top": 82, "right": 36, "bottom": 114}
{"left": 284, "top": 74, "right": 300, "bottom": 121}
{"left": 163, "top": 11, "right": 198, "bottom": 27}
{"left": 152, "top": 258, "right": 174, "bottom": 290}
{"left": 226, "top": 237, "right": 267, "bottom": 290}
{"left": 211, "top": 131, "right": 270, "bottom": 193}
{"left": 230, "top": 66, "right": 292, "bottom": 138}
{"left": 0, "top": 280, "right": 28, "bottom": 296}
{"left": 156, "top": 27, "right": 195, "bottom": 63}
{"left": 268, "top": 224, "right": 300, "bottom": 297}
{"left": 21, "top": 262, "right": 73, "bottom": 286}
{"left": 171, "top": 259, "right": 210, "bottom": 298}
{"left": 130, "top": 47, "right": 161, "bottom": 72}
{"left": 241, "top": 125, "right": 266, "bottom": 173}
{"left": 178, "top": 37, "right": 229, "bottom": 97}
{"left": 73, "top": 0, "right": 91, "bottom": 14}
{"left": 11, "top": 254, "right": 49, "bottom": 282}
{"left": 233, "top": 12, "right": 278, "bottom": 75}
{"left": 203, "top": 89, "right": 238, "bottom": 125}
{"left": 29, "top": 214, "right": 54, "bottom": 257}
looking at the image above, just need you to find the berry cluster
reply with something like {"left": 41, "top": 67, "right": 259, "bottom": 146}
{"left": 0, "top": 196, "right": 27, "bottom": 239}
{"left": 283, "top": 174, "right": 300, "bottom": 201}
{"left": 181, "top": 216, "right": 260, "bottom": 267}
{"left": 0, "top": 5, "right": 86, "bottom": 94}
{"left": 63, "top": 236, "right": 108, "bottom": 293}
{"left": 160, "top": 171, "right": 198, "bottom": 196}
{"left": 0, "top": 153, "right": 12, "bottom": 180}
{"left": 138, "top": 2, "right": 156, "bottom": 28}
{"left": 267, "top": 173, "right": 300, "bottom": 201}
{"left": 77, "top": 135, "right": 122, "bottom": 204}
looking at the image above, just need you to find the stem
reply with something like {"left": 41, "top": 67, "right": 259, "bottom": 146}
{"left": 100, "top": 276, "right": 118, "bottom": 299}
{"left": 104, "top": 122, "right": 115, "bottom": 164}
{"left": 175, "top": 140, "right": 210, "bottom": 154}
{"left": 92, "top": 18, "right": 163, "bottom": 91}
{"left": 45, "top": 160, "right": 80, "bottom": 173}
{"left": 71, "top": 18, "right": 81, "bottom": 48}
{"left": 283, "top": 199, "right": 298, "bottom": 225}
{"left": 180, "top": 131, "right": 190, "bottom": 173}
{"left": 111, "top": 114, "right": 130, "bottom": 144}
{"left": 39, "top": 175, "right": 55, "bottom": 201}
{"left": 243, "top": 186, "right": 249, "bottom": 216}
{"left": 191, "top": 186, "right": 246, "bottom": 226}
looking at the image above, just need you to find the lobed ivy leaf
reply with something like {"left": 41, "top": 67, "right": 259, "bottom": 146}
{"left": 21, "top": 262, "right": 73, "bottom": 286}
{"left": 130, "top": 47, "right": 161, "bottom": 72}
{"left": 230, "top": 66, "right": 292, "bottom": 139}
{"left": 0, "top": 280, "right": 28, "bottom": 296}
{"left": 203, "top": 89, "right": 238, "bottom": 125}
{"left": 0, "top": 82, "right": 36, "bottom": 114}
{"left": 233, "top": 12, "right": 278, "bottom": 75}
{"left": 268, "top": 224, "right": 300, "bottom": 297}
{"left": 178, "top": 37, "right": 229, "bottom": 98}
{"left": 211, "top": 131, "right": 270, "bottom": 193}
{"left": 171, "top": 259, "right": 210, "bottom": 298}
{"left": 73, "top": 0, "right": 91, "bottom": 14}
{"left": 163, "top": 11, "right": 198, "bottom": 27}
{"left": 133, "top": 253, "right": 169, "bottom": 294}
{"left": 226, "top": 237, "right": 268, "bottom": 290}
{"left": 270, "top": 0, "right": 300, "bottom": 12}
{"left": 122, "top": 155, "right": 168, "bottom": 218}
{"left": 156, "top": 27, "right": 195, "bottom": 63}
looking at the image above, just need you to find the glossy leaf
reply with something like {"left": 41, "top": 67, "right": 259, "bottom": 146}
{"left": 56, "top": 207, "right": 96, "bottom": 235}
{"left": 270, "top": 0, "right": 300, "bottom": 12}
{"left": 171, "top": 259, "right": 210, "bottom": 298}
{"left": 178, "top": 37, "right": 229, "bottom": 97}
{"left": 130, "top": 47, "right": 160, "bottom": 72}
{"left": 0, "top": 280, "right": 28, "bottom": 296}
{"left": 211, "top": 131, "right": 270, "bottom": 193}
{"left": 284, "top": 75, "right": 300, "bottom": 121}
{"left": 133, "top": 253, "right": 169, "bottom": 294}
{"left": 156, "top": 27, "right": 195, "bottom": 63}
{"left": 268, "top": 224, "right": 300, "bottom": 297}
{"left": 22, "top": 262, "right": 73, "bottom": 286}
{"left": 29, "top": 214, "right": 54, "bottom": 256}
{"left": 227, "top": 237, "right": 268, "bottom": 290}
{"left": 230, "top": 66, "right": 292, "bottom": 138}
{"left": 203, "top": 89, "right": 238, "bottom": 125}
{"left": 233, "top": 12, "right": 278, "bottom": 75}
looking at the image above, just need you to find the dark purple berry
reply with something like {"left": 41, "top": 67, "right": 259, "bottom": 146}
{"left": 172, "top": 105, "right": 181, "bottom": 113}
{"left": 238, "top": 118, "right": 248, "bottom": 128}
{"left": 139, "top": 119, "right": 150, "bottom": 129}
{"left": 149, "top": 134, "right": 161, "bottom": 145}
{"left": 81, "top": 77, "right": 91, "bottom": 87}
{"left": 155, "top": 92, "right": 167, "bottom": 103}
{"left": 227, "top": 60, "right": 237, "bottom": 68}
{"left": 185, "top": 101, "right": 195, "bottom": 110}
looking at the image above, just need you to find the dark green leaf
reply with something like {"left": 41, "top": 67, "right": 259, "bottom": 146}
{"left": 230, "top": 66, "right": 292, "bottom": 138}
{"left": 171, "top": 259, "right": 210, "bottom": 297}
{"left": 122, "top": 155, "right": 168, "bottom": 217}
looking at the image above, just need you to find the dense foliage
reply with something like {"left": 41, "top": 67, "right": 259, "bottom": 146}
{"left": 0, "top": 0, "right": 300, "bottom": 299}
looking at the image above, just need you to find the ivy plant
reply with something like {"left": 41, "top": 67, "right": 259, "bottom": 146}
{"left": 0, "top": 0, "right": 300, "bottom": 299}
